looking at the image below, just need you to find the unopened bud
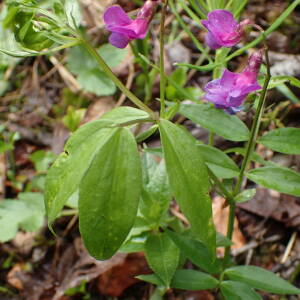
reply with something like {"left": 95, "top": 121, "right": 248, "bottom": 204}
{"left": 245, "top": 49, "right": 264, "bottom": 75}
{"left": 137, "top": 0, "right": 160, "bottom": 19}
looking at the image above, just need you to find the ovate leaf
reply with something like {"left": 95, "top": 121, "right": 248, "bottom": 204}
{"left": 77, "top": 69, "right": 116, "bottom": 96}
{"left": 79, "top": 127, "right": 142, "bottom": 260}
{"left": 234, "top": 189, "right": 256, "bottom": 203}
{"left": 225, "top": 266, "right": 300, "bottom": 294}
{"left": 159, "top": 119, "right": 215, "bottom": 254}
{"left": 198, "top": 144, "right": 239, "bottom": 179}
{"left": 258, "top": 128, "right": 300, "bottom": 155}
{"left": 166, "top": 230, "right": 220, "bottom": 274}
{"left": 221, "top": 281, "right": 263, "bottom": 300}
{"left": 45, "top": 122, "right": 113, "bottom": 224}
{"left": 145, "top": 232, "right": 180, "bottom": 287}
{"left": 247, "top": 167, "right": 300, "bottom": 197}
{"left": 180, "top": 103, "right": 250, "bottom": 141}
{"left": 171, "top": 269, "right": 219, "bottom": 290}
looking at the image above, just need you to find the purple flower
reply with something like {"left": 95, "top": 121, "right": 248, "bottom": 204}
{"left": 201, "top": 10, "right": 250, "bottom": 49}
{"left": 104, "top": 1, "right": 159, "bottom": 49}
{"left": 204, "top": 50, "right": 263, "bottom": 114}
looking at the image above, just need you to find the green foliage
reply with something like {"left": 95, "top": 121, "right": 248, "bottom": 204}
{"left": 166, "top": 230, "right": 220, "bottom": 274}
{"left": 62, "top": 106, "right": 86, "bottom": 132}
{"left": 139, "top": 153, "right": 172, "bottom": 227}
{"left": 145, "top": 232, "right": 180, "bottom": 287}
{"left": 247, "top": 167, "right": 300, "bottom": 197}
{"left": 0, "top": 192, "right": 45, "bottom": 242}
{"left": 224, "top": 266, "right": 300, "bottom": 295}
{"left": 159, "top": 119, "right": 216, "bottom": 254}
{"left": 220, "top": 281, "right": 263, "bottom": 300}
{"left": 258, "top": 128, "right": 300, "bottom": 155}
{"left": 170, "top": 269, "right": 219, "bottom": 290}
{"left": 234, "top": 189, "right": 256, "bottom": 203}
{"left": 67, "top": 44, "right": 128, "bottom": 96}
{"left": 197, "top": 144, "right": 239, "bottom": 179}
{"left": 79, "top": 127, "right": 142, "bottom": 260}
{"left": 179, "top": 103, "right": 250, "bottom": 141}
{"left": 29, "top": 150, "right": 56, "bottom": 173}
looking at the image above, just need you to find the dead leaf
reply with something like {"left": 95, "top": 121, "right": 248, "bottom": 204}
{"left": 213, "top": 196, "right": 246, "bottom": 255}
{"left": 98, "top": 252, "right": 150, "bottom": 297}
{"left": 7, "top": 263, "right": 29, "bottom": 290}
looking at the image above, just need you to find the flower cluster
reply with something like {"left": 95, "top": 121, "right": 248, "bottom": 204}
{"left": 204, "top": 51, "right": 262, "bottom": 114}
{"left": 201, "top": 10, "right": 250, "bottom": 49}
{"left": 103, "top": 4, "right": 262, "bottom": 114}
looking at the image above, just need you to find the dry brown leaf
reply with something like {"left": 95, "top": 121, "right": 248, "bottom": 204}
{"left": 98, "top": 252, "right": 150, "bottom": 297}
{"left": 213, "top": 196, "right": 246, "bottom": 255}
{"left": 82, "top": 97, "right": 115, "bottom": 123}
{"left": 7, "top": 263, "right": 29, "bottom": 290}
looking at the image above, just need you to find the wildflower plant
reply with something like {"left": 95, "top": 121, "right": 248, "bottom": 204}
{"left": 2, "top": 0, "right": 300, "bottom": 299}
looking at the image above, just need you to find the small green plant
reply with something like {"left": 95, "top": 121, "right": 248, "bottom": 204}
{"left": 1, "top": 0, "right": 300, "bottom": 299}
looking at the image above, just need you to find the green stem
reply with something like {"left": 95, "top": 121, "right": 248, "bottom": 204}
{"left": 80, "top": 37, "right": 156, "bottom": 118}
{"left": 223, "top": 49, "right": 271, "bottom": 267}
{"left": 160, "top": 0, "right": 168, "bottom": 117}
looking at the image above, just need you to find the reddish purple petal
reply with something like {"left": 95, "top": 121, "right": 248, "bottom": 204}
{"left": 220, "top": 69, "right": 238, "bottom": 87}
{"left": 109, "top": 32, "right": 130, "bottom": 48}
{"left": 206, "top": 10, "right": 238, "bottom": 33}
{"left": 205, "top": 32, "right": 221, "bottom": 49}
{"left": 104, "top": 6, "right": 132, "bottom": 27}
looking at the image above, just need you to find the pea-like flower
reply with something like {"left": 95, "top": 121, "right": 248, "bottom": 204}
{"left": 204, "top": 50, "right": 263, "bottom": 114}
{"left": 104, "top": 0, "right": 159, "bottom": 49}
{"left": 201, "top": 10, "right": 250, "bottom": 49}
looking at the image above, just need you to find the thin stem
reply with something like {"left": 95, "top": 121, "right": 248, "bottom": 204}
{"left": 208, "top": 131, "right": 215, "bottom": 146}
{"left": 223, "top": 49, "right": 271, "bottom": 267}
{"left": 80, "top": 37, "right": 156, "bottom": 118}
{"left": 169, "top": 0, "right": 213, "bottom": 63}
{"left": 160, "top": 0, "right": 168, "bottom": 117}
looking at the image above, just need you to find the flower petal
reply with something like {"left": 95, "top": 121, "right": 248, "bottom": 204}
{"left": 104, "top": 6, "right": 132, "bottom": 27}
{"left": 109, "top": 32, "right": 130, "bottom": 48}
{"left": 206, "top": 10, "right": 238, "bottom": 33}
{"left": 205, "top": 32, "right": 221, "bottom": 49}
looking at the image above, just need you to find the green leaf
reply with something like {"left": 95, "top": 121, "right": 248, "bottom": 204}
{"left": 166, "top": 230, "right": 220, "bottom": 274}
{"left": 216, "top": 232, "right": 233, "bottom": 247}
{"left": 179, "top": 103, "right": 249, "bottom": 141}
{"left": 100, "top": 106, "right": 150, "bottom": 125}
{"left": 79, "top": 127, "right": 142, "bottom": 260}
{"left": 0, "top": 192, "right": 44, "bottom": 242}
{"left": 140, "top": 153, "right": 172, "bottom": 226}
{"left": 198, "top": 144, "right": 239, "bottom": 179}
{"left": 171, "top": 269, "right": 219, "bottom": 290}
{"left": 247, "top": 167, "right": 300, "bottom": 197}
{"left": 224, "top": 266, "right": 300, "bottom": 294}
{"left": 45, "top": 122, "right": 113, "bottom": 224}
{"left": 145, "top": 232, "right": 180, "bottom": 287}
{"left": 258, "top": 128, "right": 300, "bottom": 155}
{"left": 221, "top": 281, "right": 263, "bottom": 300}
{"left": 234, "top": 189, "right": 256, "bottom": 203}
{"left": 159, "top": 119, "right": 215, "bottom": 253}
{"left": 77, "top": 69, "right": 116, "bottom": 96}
{"left": 67, "top": 44, "right": 127, "bottom": 75}
{"left": 45, "top": 107, "right": 149, "bottom": 224}
{"left": 136, "top": 274, "right": 165, "bottom": 286}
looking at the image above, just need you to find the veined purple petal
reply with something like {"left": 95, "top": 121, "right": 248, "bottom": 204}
{"left": 104, "top": 6, "right": 132, "bottom": 27}
{"left": 109, "top": 32, "right": 130, "bottom": 48}
{"left": 220, "top": 69, "right": 238, "bottom": 88}
{"left": 206, "top": 10, "right": 238, "bottom": 34}
{"left": 205, "top": 32, "right": 222, "bottom": 49}
{"left": 202, "top": 9, "right": 244, "bottom": 49}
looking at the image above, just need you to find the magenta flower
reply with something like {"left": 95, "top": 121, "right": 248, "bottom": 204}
{"left": 104, "top": 1, "right": 159, "bottom": 49}
{"left": 204, "top": 50, "right": 263, "bottom": 114}
{"left": 201, "top": 10, "right": 250, "bottom": 49}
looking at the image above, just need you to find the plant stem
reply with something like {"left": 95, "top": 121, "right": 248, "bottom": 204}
{"left": 160, "top": 0, "right": 168, "bottom": 117}
{"left": 80, "top": 37, "right": 156, "bottom": 118}
{"left": 223, "top": 48, "right": 271, "bottom": 267}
